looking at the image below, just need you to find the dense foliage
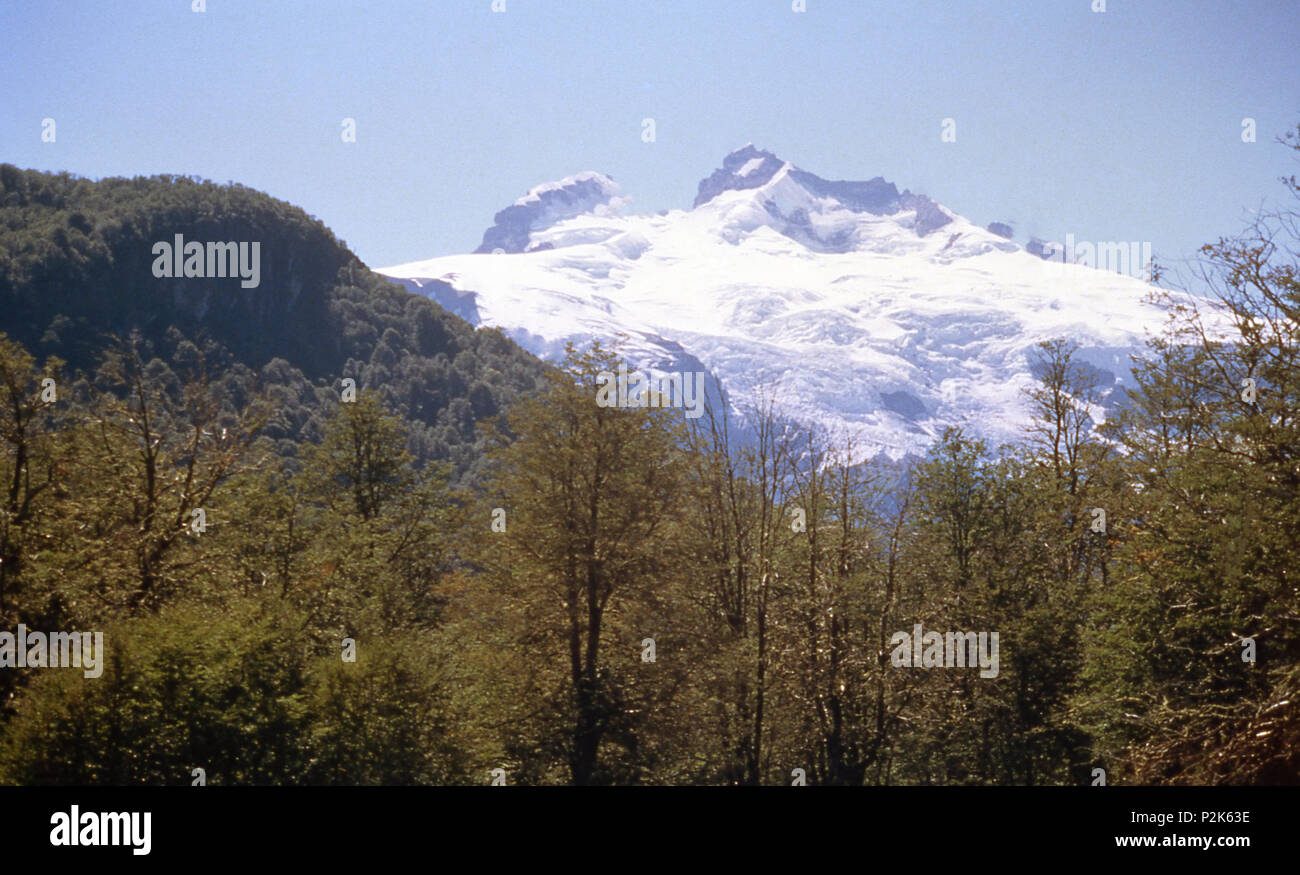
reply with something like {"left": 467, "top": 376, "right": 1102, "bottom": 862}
{"left": 0, "top": 130, "right": 1296, "bottom": 785}
{"left": 0, "top": 165, "right": 550, "bottom": 480}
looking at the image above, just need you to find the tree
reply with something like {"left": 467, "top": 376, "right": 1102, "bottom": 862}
{"left": 475, "top": 343, "right": 691, "bottom": 784}
{"left": 0, "top": 335, "right": 60, "bottom": 625}
{"left": 1076, "top": 122, "right": 1300, "bottom": 784}
{"left": 303, "top": 393, "right": 411, "bottom": 522}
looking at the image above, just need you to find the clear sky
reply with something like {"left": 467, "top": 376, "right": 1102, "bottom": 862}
{"left": 2, "top": 0, "right": 1297, "bottom": 273}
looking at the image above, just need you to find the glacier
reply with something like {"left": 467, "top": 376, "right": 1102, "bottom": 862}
{"left": 379, "top": 145, "right": 1195, "bottom": 460}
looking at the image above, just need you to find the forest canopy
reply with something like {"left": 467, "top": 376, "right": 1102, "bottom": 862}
{"left": 0, "top": 127, "right": 1297, "bottom": 785}
{"left": 0, "top": 164, "right": 551, "bottom": 481}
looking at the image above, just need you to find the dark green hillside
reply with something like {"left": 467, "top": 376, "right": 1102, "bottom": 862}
{"left": 0, "top": 165, "right": 549, "bottom": 477}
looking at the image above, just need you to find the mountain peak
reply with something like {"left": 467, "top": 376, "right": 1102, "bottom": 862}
{"left": 693, "top": 145, "right": 789, "bottom": 208}
{"left": 687, "top": 145, "right": 956, "bottom": 249}
{"left": 694, "top": 145, "right": 915, "bottom": 223}
{"left": 382, "top": 147, "right": 1193, "bottom": 463}
{"left": 475, "top": 171, "right": 624, "bottom": 253}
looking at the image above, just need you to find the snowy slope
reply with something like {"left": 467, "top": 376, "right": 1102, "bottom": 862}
{"left": 380, "top": 145, "right": 1197, "bottom": 459}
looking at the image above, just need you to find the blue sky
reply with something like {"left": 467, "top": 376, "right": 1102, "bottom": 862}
{"left": 2, "top": 0, "right": 1297, "bottom": 273}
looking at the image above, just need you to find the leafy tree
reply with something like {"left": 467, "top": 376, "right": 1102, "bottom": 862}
{"left": 471, "top": 343, "right": 692, "bottom": 784}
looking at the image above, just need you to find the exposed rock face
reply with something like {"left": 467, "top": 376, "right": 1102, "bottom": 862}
{"left": 475, "top": 172, "right": 622, "bottom": 254}
{"left": 693, "top": 145, "right": 788, "bottom": 208}
{"left": 900, "top": 191, "right": 953, "bottom": 236}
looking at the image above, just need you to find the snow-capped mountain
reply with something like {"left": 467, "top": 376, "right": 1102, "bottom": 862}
{"left": 380, "top": 145, "right": 1191, "bottom": 459}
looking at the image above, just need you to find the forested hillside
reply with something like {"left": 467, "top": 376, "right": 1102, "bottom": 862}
{"left": 0, "top": 165, "right": 551, "bottom": 479}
